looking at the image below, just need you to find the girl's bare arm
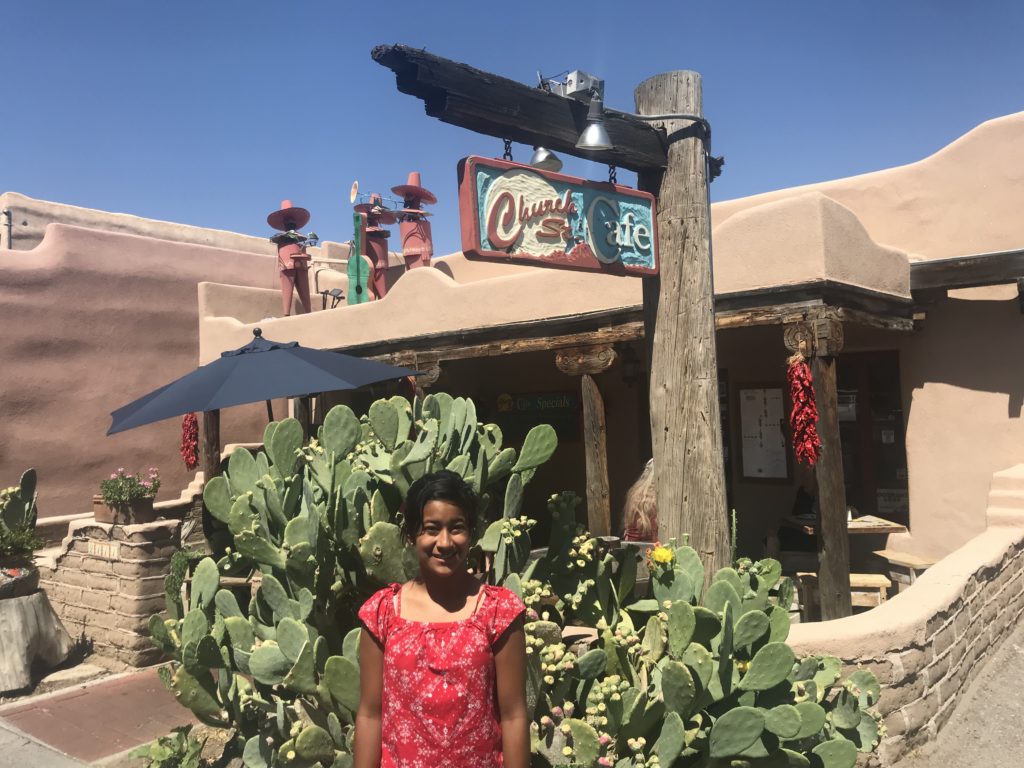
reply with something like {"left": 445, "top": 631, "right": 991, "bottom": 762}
{"left": 353, "top": 628, "right": 385, "bottom": 768}
{"left": 495, "top": 616, "right": 530, "bottom": 768}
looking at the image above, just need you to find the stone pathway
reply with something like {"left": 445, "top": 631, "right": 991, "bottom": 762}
{"left": 0, "top": 720, "right": 85, "bottom": 768}
{"left": 0, "top": 666, "right": 193, "bottom": 765}
{"left": 892, "top": 616, "right": 1024, "bottom": 768}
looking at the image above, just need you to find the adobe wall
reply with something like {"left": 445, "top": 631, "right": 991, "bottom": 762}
{"left": 0, "top": 191, "right": 276, "bottom": 254}
{"left": 0, "top": 223, "right": 281, "bottom": 517}
{"left": 841, "top": 287, "right": 1024, "bottom": 559}
{"left": 38, "top": 518, "right": 182, "bottom": 667}
{"left": 788, "top": 518, "right": 1024, "bottom": 765}
{"left": 712, "top": 112, "right": 1024, "bottom": 261}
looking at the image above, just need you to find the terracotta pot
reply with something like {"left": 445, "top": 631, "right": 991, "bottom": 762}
{"left": 94, "top": 495, "right": 157, "bottom": 525}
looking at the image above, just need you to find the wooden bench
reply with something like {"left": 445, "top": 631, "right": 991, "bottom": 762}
{"left": 795, "top": 572, "right": 892, "bottom": 621}
{"left": 873, "top": 549, "right": 936, "bottom": 589}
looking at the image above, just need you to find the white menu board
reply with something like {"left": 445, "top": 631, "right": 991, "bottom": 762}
{"left": 739, "top": 387, "right": 788, "bottom": 479}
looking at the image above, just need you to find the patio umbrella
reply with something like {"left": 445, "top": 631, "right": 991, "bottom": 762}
{"left": 107, "top": 328, "right": 417, "bottom": 435}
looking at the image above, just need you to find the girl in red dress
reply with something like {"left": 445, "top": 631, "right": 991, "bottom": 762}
{"left": 354, "top": 471, "right": 529, "bottom": 768}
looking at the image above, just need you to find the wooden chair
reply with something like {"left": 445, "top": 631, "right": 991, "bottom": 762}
{"left": 795, "top": 572, "right": 892, "bottom": 621}
{"left": 873, "top": 549, "right": 936, "bottom": 590}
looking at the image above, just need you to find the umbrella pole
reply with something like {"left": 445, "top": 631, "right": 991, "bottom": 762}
{"left": 294, "top": 396, "right": 312, "bottom": 441}
{"left": 266, "top": 399, "right": 274, "bottom": 422}
{"left": 202, "top": 409, "right": 221, "bottom": 483}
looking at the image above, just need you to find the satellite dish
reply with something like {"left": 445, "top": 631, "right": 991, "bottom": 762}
{"left": 349, "top": 180, "right": 359, "bottom": 205}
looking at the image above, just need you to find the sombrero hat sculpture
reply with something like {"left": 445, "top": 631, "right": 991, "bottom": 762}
{"left": 354, "top": 193, "right": 397, "bottom": 229}
{"left": 267, "top": 199, "right": 311, "bottom": 232}
{"left": 392, "top": 171, "right": 436, "bottom": 217}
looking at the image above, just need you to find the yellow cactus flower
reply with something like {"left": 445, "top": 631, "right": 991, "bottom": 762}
{"left": 649, "top": 545, "right": 674, "bottom": 565}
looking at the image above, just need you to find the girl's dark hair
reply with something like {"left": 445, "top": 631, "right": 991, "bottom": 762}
{"left": 401, "top": 470, "right": 478, "bottom": 541}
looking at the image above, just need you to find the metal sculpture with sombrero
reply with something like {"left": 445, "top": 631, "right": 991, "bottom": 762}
{"left": 353, "top": 192, "right": 397, "bottom": 300}
{"left": 392, "top": 171, "right": 436, "bottom": 271}
{"left": 267, "top": 200, "right": 318, "bottom": 316}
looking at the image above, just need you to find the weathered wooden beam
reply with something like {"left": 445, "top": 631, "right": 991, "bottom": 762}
{"left": 911, "top": 248, "right": 1024, "bottom": 291}
{"left": 371, "top": 44, "right": 668, "bottom": 172}
{"left": 349, "top": 315, "right": 646, "bottom": 363}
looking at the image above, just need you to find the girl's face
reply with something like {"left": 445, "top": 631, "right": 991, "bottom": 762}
{"left": 415, "top": 500, "right": 471, "bottom": 578}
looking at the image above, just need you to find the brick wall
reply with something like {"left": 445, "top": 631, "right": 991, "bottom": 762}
{"left": 788, "top": 526, "right": 1024, "bottom": 765}
{"left": 38, "top": 519, "right": 181, "bottom": 667}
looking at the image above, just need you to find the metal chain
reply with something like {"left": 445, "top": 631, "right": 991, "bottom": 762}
{"left": 502, "top": 139, "right": 513, "bottom": 161}
{"left": 608, "top": 165, "right": 617, "bottom": 184}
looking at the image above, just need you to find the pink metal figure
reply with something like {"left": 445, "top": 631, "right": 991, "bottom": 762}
{"left": 267, "top": 200, "right": 313, "bottom": 316}
{"left": 353, "top": 193, "right": 397, "bottom": 299}
{"left": 392, "top": 171, "right": 436, "bottom": 271}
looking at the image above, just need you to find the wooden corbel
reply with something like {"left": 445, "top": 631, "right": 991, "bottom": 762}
{"left": 411, "top": 354, "right": 441, "bottom": 388}
{"left": 783, "top": 322, "right": 814, "bottom": 358}
{"left": 555, "top": 344, "right": 618, "bottom": 376}
{"left": 783, "top": 315, "right": 843, "bottom": 358}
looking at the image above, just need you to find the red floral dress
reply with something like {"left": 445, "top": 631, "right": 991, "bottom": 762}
{"left": 358, "top": 583, "right": 525, "bottom": 768}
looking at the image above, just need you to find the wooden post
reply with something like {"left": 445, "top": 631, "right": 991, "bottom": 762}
{"left": 201, "top": 409, "right": 221, "bottom": 482}
{"left": 581, "top": 374, "right": 611, "bottom": 537}
{"left": 635, "top": 72, "right": 729, "bottom": 584}
{"left": 809, "top": 317, "right": 852, "bottom": 619}
{"left": 556, "top": 345, "right": 616, "bottom": 537}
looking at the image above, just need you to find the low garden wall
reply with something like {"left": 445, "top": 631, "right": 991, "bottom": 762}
{"left": 37, "top": 518, "right": 182, "bottom": 667}
{"left": 789, "top": 523, "right": 1024, "bottom": 765}
{"left": 35, "top": 480, "right": 203, "bottom": 667}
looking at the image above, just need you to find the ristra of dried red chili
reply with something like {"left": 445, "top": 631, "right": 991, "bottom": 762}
{"left": 180, "top": 412, "right": 199, "bottom": 471}
{"left": 787, "top": 349, "right": 822, "bottom": 466}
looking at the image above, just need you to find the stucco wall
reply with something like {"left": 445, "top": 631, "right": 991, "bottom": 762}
{"left": 713, "top": 192, "right": 910, "bottom": 297}
{"left": 788, "top": 516, "right": 1024, "bottom": 765}
{"left": 0, "top": 224, "right": 281, "bottom": 516}
{"left": 0, "top": 191, "right": 277, "bottom": 255}
{"left": 712, "top": 112, "right": 1024, "bottom": 261}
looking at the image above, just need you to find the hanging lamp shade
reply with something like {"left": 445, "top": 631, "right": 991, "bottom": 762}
{"left": 529, "top": 146, "right": 563, "bottom": 172}
{"left": 575, "top": 95, "right": 613, "bottom": 151}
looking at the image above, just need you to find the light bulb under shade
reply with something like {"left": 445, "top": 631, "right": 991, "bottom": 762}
{"left": 575, "top": 122, "right": 613, "bottom": 151}
{"left": 529, "top": 146, "right": 563, "bottom": 172}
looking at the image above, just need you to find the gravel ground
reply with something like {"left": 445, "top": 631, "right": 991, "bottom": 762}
{"left": 892, "top": 617, "right": 1024, "bottom": 768}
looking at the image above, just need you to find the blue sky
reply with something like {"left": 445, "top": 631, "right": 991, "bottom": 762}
{"left": 2, "top": 1, "right": 1022, "bottom": 255}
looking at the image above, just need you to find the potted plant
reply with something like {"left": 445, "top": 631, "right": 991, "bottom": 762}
{"left": 96, "top": 467, "right": 161, "bottom": 525}
{"left": 1, "top": 469, "right": 42, "bottom": 599}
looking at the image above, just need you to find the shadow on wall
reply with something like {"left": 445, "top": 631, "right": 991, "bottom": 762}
{"left": 903, "top": 296, "right": 1024, "bottom": 418}
{"left": 0, "top": 223, "right": 281, "bottom": 518}
{"left": 894, "top": 292, "right": 1024, "bottom": 555}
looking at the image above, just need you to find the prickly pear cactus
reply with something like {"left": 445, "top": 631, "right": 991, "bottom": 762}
{"left": 150, "top": 394, "right": 563, "bottom": 767}
{"left": 150, "top": 393, "right": 882, "bottom": 768}
{"left": 0, "top": 468, "right": 40, "bottom": 561}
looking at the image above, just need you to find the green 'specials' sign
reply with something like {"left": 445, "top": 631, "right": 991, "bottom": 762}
{"left": 457, "top": 156, "right": 658, "bottom": 275}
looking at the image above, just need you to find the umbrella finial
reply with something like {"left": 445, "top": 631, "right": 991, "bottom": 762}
{"left": 254, "top": 328, "right": 263, "bottom": 338}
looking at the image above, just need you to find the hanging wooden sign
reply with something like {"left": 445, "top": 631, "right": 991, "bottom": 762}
{"left": 457, "top": 156, "right": 658, "bottom": 275}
